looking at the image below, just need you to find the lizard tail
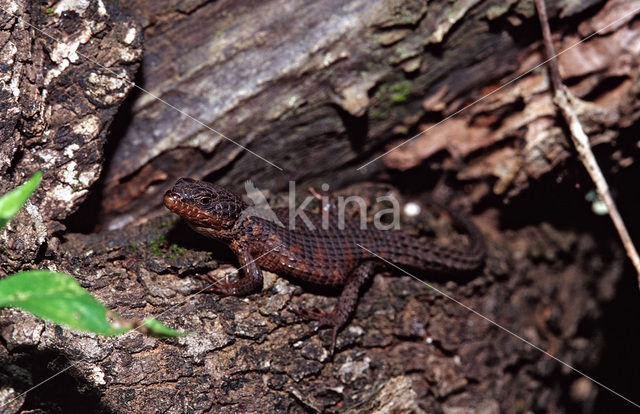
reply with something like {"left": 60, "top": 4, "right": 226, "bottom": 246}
{"left": 369, "top": 197, "right": 485, "bottom": 273}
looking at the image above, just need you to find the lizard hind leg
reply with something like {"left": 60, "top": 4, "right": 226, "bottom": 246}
{"left": 291, "top": 261, "right": 376, "bottom": 356}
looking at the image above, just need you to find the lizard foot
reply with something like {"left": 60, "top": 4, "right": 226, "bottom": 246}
{"left": 290, "top": 306, "right": 339, "bottom": 356}
{"left": 199, "top": 267, "right": 263, "bottom": 297}
{"left": 200, "top": 272, "right": 241, "bottom": 296}
{"left": 202, "top": 279, "right": 236, "bottom": 296}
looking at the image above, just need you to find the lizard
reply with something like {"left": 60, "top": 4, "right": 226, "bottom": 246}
{"left": 163, "top": 178, "right": 485, "bottom": 355}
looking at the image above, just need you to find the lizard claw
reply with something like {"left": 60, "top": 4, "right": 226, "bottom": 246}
{"left": 292, "top": 306, "right": 331, "bottom": 322}
{"left": 290, "top": 325, "right": 338, "bottom": 357}
{"left": 290, "top": 306, "right": 339, "bottom": 356}
{"left": 199, "top": 267, "right": 263, "bottom": 297}
{"left": 203, "top": 280, "right": 234, "bottom": 296}
{"left": 201, "top": 273, "right": 237, "bottom": 296}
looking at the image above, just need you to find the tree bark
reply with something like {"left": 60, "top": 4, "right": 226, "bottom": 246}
{"left": 1, "top": 0, "right": 639, "bottom": 412}
{"left": 0, "top": 0, "right": 141, "bottom": 264}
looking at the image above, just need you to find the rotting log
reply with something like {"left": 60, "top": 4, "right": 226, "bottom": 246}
{"left": 1, "top": 0, "right": 639, "bottom": 412}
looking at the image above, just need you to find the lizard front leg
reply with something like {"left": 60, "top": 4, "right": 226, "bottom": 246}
{"left": 293, "top": 261, "right": 376, "bottom": 355}
{"left": 204, "top": 244, "right": 263, "bottom": 296}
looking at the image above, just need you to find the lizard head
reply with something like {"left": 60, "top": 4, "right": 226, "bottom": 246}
{"left": 164, "top": 178, "right": 247, "bottom": 236}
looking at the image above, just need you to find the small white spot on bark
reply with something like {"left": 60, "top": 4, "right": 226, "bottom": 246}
{"left": 64, "top": 144, "right": 80, "bottom": 158}
{"left": 49, "top": 21, "right": 91, "bottom": 65}
{"left": 58, "top": 161, "right": 95, "bottom": 189}
{"left": 37, "top": 149, "right": 59, "bottom": 168}
{"left": 287, "top": 95, "right": 300, "bottom": 107}
{"left": 44, "top": 59, "right": 69, "bottom": 86}
{"left": 88, "top": 71, "right": 127, "bottom": 89}
{"left": 117, "top": 47, "right": 138, "bottom": 63}
{"left": 61, "top": 161, "right": 79, "bottom": 184}
{"left": 52, "top": 183, "right": 87, "bottom": 203}
{"left": 54, "top": 0, "right": 91, "bottom": 15}
{"left": 72, "top": 115, "right": 101, "bottom": 137}
{"left": 10, "top": 74, "right": 20, "bottom": 97}
{"left": 78, "top": 171, "right": 95, "bottom": 187}
{"left": 85, "top": 71, "right": 129, "bottom": 106}
{"left": 97, "top": 0, "right": 107, "bottom": 16}
{"left": 124, "top": 27, "right": 137, "bottom": 45}
{"left": 322, "top": 52, "right": 334, "bottom": 67}
{"left": 89, "top": 366, "right": 106, "bottom": 385}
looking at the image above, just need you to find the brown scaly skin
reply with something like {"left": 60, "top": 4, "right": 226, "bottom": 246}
{"left": 164, "top": 178, "right": 485, "bottom": 355}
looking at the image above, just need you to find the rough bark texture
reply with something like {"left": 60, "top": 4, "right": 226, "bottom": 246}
{"left": 0, "top": 0, "right": 142, "bottom": 264}
{"left": 1, "top": 0, "right": 639, "bottom": 413}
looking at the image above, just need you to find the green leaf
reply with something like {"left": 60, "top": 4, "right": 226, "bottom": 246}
{"left": 0, "top": 270, "right": 128, "bottom": 336}
{"left": 0, "top": 270, "right": 188, "bottom": 338}
{"left": 0, "top": 171, "right": 42, "bottom": 229}
{"left": 140, "top": 318, "right": 189, "bottom": 337}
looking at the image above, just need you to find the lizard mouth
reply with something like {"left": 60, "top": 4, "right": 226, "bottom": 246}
{"left": 163, "top": 191, "right": 183, "bottom": 214}
{"left": 163, "top": 190, "right": 229, "bottom": 230}
{"left": 163, "top": 191, "right": 207, "bottom": 223}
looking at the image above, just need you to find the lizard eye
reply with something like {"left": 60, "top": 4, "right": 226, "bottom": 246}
{"left": 199, "top": 197, "right": 212, "bottom": 206}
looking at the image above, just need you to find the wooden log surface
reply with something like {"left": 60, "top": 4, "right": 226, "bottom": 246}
{"left": 0, "top": 0, "right": 639, "bottom": 412}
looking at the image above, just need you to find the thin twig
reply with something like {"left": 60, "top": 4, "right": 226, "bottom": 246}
{"left": 534, "top": 0, "right": 640, "bottom": 285}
